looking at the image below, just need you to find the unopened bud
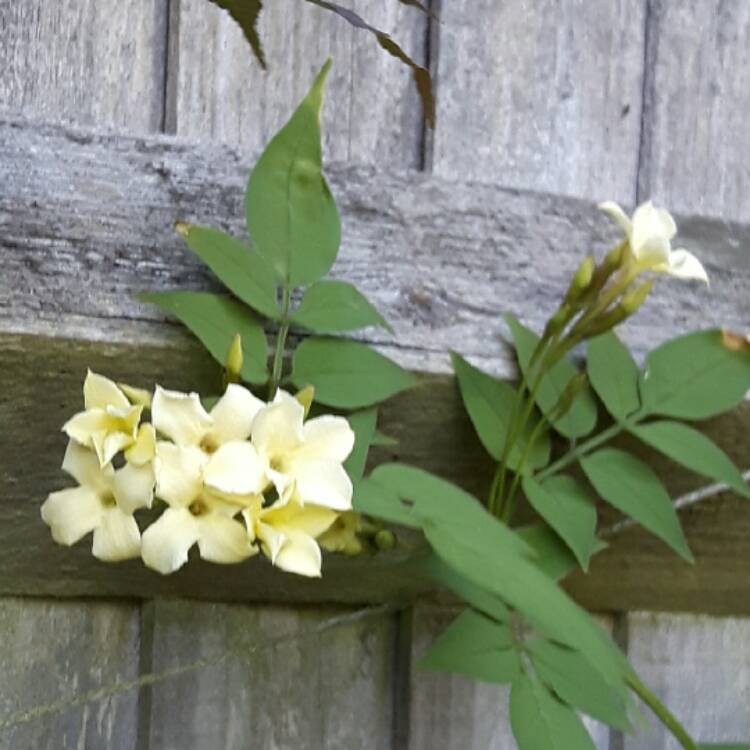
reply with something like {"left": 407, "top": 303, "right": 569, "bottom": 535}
{"left": 295, "top": 385, "right": 315, "bottom": 417}
{"left": 564, "top": 256, "right": 595, "bottom": 303}
{"left": 620, "top": 279, "right": 654, "bottom": 315}
{"left": 551, "top": 373, "right": 588, "bottom": 420}
{"left": 224, "top": 333, "right": 243, "bottom": 384}
{"left": 374, "top": 529, "right": 396, "bottom": 551}
{"left": 544, "top": 304, "right": 573, "bottom": 338}
{"left": 118, "top": 383, "right": 153, "bottom": 409}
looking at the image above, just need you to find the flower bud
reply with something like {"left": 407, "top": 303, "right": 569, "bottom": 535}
{"left": 564, "top": 256, "right": 595, "bottom": 303}
{"left": 551, "top": 373, "right": 588, "bottom": 420}
{"left": 295, "top": 385, "right": 315, "bottom": 417}
{"left": 224, "top": 333, "right": 243, "bottom": 384}
{"left": 374, "top": 529, "right": 396, "bottom": 551}
{"left": 620, "top": 278, "right": 654, "bottom": 315}
{"left": 543, "top": 304, "right": 573, "bottom": 338}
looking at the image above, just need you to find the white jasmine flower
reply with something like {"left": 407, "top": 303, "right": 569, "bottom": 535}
{"left": 598, "top": 200, "right": 709, "bottom": 283}
{"left": 244, "top": 499, "right": 338, "bottom": 578}
{"left": 63, "top": 370, "right": 143, "bottom": 467}
{"left": 152, "top": 384, "right": 267, "bottom": 497}
{"left": 41, "top": 439, "right": 154, "bottom": 561}
{"left": 250, "top": 390, "right": 355, "bottom": 510}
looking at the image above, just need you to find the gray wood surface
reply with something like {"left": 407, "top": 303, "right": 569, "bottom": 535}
{"left": 0, "top": 598, "right": 140, "bottom": 749}
{"left": 624, "top": 612, "right": 750, "bottom": 749}
{"left": 169, "top": 0, "right": 427, "bottom": 168}
{"left": 430, "top": 0, "right": 645, "bottom": 203}
{"left": 637, "top": 0, "right": 750, "bottom": 220}
{"left": 0, "top": 0, "right": 167, "bottom": 132}
{"left": 142, "top": 600, "right": 396, "bottom": 749}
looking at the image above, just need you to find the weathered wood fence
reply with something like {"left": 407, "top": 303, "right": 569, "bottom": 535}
{"left": 1, "top": 1, "right": 749, "bottom": 748}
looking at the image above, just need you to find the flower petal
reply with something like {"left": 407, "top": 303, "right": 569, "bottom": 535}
{"left": 664, "top": 249, "right": 710, "bottom": 284}
{"left": 41, "top": 487, "right": 104, "bottom": 546}
{"left": 84, "top": 370, "right": 130, "bottom": 411}
{"left": 251, "top": 390, "right": 304, "bottom": 458}
{"left": 98, "top": 429, "right": 137, "bottom": 467}
{"left": 92, "top": 507, "right": 141, "bottom": 561}
{"left": 114, "top": 461, "right": 155, "bottom": 514}
{"left": 631, "top": 201, "right": 671, "bottom": 265}
{"left": 196, "top": 513, "right": 257, "bottom": 564}
{"left": 210, "top": 384, "right": 265, "bottom": 443}
{"left": 256, "top": 521, "right": 287, "bottom": 563}
{"left": 656, "top": 207, "right": 677, "bottom": 240}
{"left": 154, "top": 442, "right": 206, "bottom": 507}
{"left": 263, "top": 501, "right": 337, "bottom": 538}
{"left": 203, "top": 441, "right": 267, "bottom": 496}
{"left": 273, "top": 531, "right": 323, "bottom": 578}
{"left": 598, "top": 201, "right": 633, "bottom": 237}
{"left": 125, "top": 423, "right": 156, "bottom": 466}
{"left": 61, "top": 439, "right": 114, "bottom": 492}
{"left": 152, "top": 386, "right": 212, "bottom": 447}
{"left": 299, "top": 416, "right": 355, "bottom": 463}
{"left": 62, "top": 408, "right": 111, "bottom": 447}
{"left": 141, "top": 508, "right": 201, "bottom": 574}
{"left": 290, "top": 458, "right": 353, "bottom": 511}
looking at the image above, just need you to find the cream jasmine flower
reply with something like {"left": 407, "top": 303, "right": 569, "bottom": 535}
{"left": 598, "top": 200, "right": 709, "bottom": 283}
{"left": 244, "top": 499, "right": 338, "bottom": 578}
{"left": 63, "top": 370, "right": 143, "bottom": 467}
{"left": 152, "top": 384, "right": 267, "bottom": 497}
{"left": 251, "top": 390, "right": 355, "bottom": 510}
{"left": 318, "top": 511, "right": 363, "bottom": 556}
{"left": 141, "top": 446, "right": 257, "bottom": 575}
{"left": 41, "top": 439, "right": 154, "bottom": 561}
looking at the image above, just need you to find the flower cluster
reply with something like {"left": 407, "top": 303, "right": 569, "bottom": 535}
{"left": 42, "top": 371, "right": 359, "bottom": 577}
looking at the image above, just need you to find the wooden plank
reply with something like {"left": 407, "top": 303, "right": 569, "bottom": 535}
{"left": 430, "top": 0, "right": 646, "bottom": 203}
{"left": 0, "top": 597, "right": 140, "bottom": 749}
{"left": 637, "top": 0, "right": 750, "bottom": 220}
{"left": 141, "top": 600, "right": 395, "bottom": 749}
{"left": 169, "top": 0, "right": 426, "bottom": 167}
{"left": 407, "top": 606, "right": 612, "bottom": 749}
{"left": 0, "top": 1, "right": 167, "bottom": 132}
{"left": 1, "top": 119, "right": 747, "bottom": 378}
{"left": 624, "top": 612, "right": 750, "bottom": 748}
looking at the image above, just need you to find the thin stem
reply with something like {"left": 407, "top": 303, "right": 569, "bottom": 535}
{"left": 268, "top": 284, "right": 292, "bottom": 399}
{"left": 628, "top": 676, "right": 699, "bottom": 750}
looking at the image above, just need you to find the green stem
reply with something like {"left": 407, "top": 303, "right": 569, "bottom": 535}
{"left": 268, "top": 285, "right": 292, "bottom": 399}
{"left": 628, "top": 677, "right": 699, "bottom": 750}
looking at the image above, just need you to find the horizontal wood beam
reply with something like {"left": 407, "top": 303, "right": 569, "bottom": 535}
{"left": 1, "top": 118, "right": 749, "bottom": 614}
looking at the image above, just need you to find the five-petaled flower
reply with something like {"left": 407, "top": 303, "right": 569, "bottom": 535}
{"left": 598, "top": 200, "right": 709, "bottom": 284}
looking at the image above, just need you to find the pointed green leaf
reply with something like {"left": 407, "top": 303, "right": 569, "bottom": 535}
{"left": 419, "top": 609, "right": 521, "bottom": 684}
{"left": 587, "top": 332, "right": 640, "bottom": 419}
{"left": 581, "top": 448, "right": 693, "bottom": 562}
{"left": 630, "top": 421, "right": 750, "bottom": 499}
{"left": 291, "top": 280, "right": 392, "bottom": 333}
{"left": 371, "top": 430, "right": 398, "bottom": 448}
{"left": 207, "top": 0, "right": 265, "bottom": 67}
{"left": 451, "top": 351, "right": 550, "bottom": 470}
{"left": 352, "top": 476, "right": 420, "bottom": 529}
{"left": 245, "top": 59, "right": 340, "bottom": 286}
{"left": 527, "top": 639, "right": 631, "bottom": 730}
{"left": 522, "top": 476, "right": 601, "bottom": 570}
{"left": 506, "top": 315, "right": 597, "bottom": 439}
{"left": 510, "top": 674, "right": 597, "bottom": 750}
{"left": 640, "top": 330, "right": 750, "bottom": 419}
{"left": 176, "top": 224, "right": 280, "bottom": 319}
{"left": 516, "top": 524, "right": 582, "bottom": 582}
{"left": 344, "top": 407, "right": 378, "bottom": 483}
{"left": 139, "top": 291, "right": 268, "bottom": 384}
{"left": 290, "top": 337, "right": 416, "bottom": 408}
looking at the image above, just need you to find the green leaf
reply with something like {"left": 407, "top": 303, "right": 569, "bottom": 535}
{"left": 630, "top": 421, "right": 750, "bottom": 499}
{"left": 451, "top": 352, "right": 550, "bottom": 470}
{"left": 516, "top": 524, "right": 581, "bottom": 582}
{"left": 176, "top": 224, "right": 280, "bottom": 320}
{"left": 207, "top": 0, "right": 265, "bottom": 68}
{"left": 290, "top": 338, "right": 417, "bottom": 408}
{"left": 510, "top": 674, "right": 597, "bottom": 750}
{"left": 419, "top": 609, "right": 521, "bottom": 684}
{"left": 587, "top": 332, "right": 640, "bottom": 419}
{"left": 414, "top": 554, "right": 510, "bottom": 624}
{"left": 245, "top": 59, "right": 340, "bottom": 286}
{"left": 640, "top": 330, "right": 750, "bottom": 420}
{"left": 140, "top": 291, "right": 268, "bottom": 384}
{"left": 527, "top": 639, "right": 631, "bottom": 730}
{"left": 371, "top": 430, "right": 398, "bottom": 448}
{"left": 291, "top": 280, "right": 392, "bottom": 333}
{"left": 505, "top": 315, "right": 597, "bottom": 439}
{"left": 344, "top": 407, "right": 378, "bottom": 483}
{"left": 352, "top": 476, "right": 420, "bottom": 529}
{"left": 522, "top": 476, "right": 601, "bottom": 571}
{"left": 581, "top": 448, "right": 693, "bottom": 562}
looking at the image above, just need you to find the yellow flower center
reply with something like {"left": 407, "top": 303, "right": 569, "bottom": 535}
{"left": 200, "top": 436, "right": 219, "bottom": 455}
{"left": 100, "top": 492, "right": 117, "bottom": 508}
{"left": 189, "top": 499, "right": 209, "bottom": 517}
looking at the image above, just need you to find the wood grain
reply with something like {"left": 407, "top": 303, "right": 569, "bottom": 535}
{"left": 142, "top": 600, "right": 396, "bottom": 749}
{"left": 623, "top": 612, "right": 750, "bottom": 748}
{"left": 430, "top": 0, "right": 646, "bottom": 203}
{"left": 0, "top": 0, "right": 167, "bottom": 132}
{"left": 0, "top": 598, "right": 140, "bottom": 749}
{"left": 637, "top": 0, "right": 750, "bottom": 220}
{"left": 169, "top": 0, "right": 427, "bottom": 167}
